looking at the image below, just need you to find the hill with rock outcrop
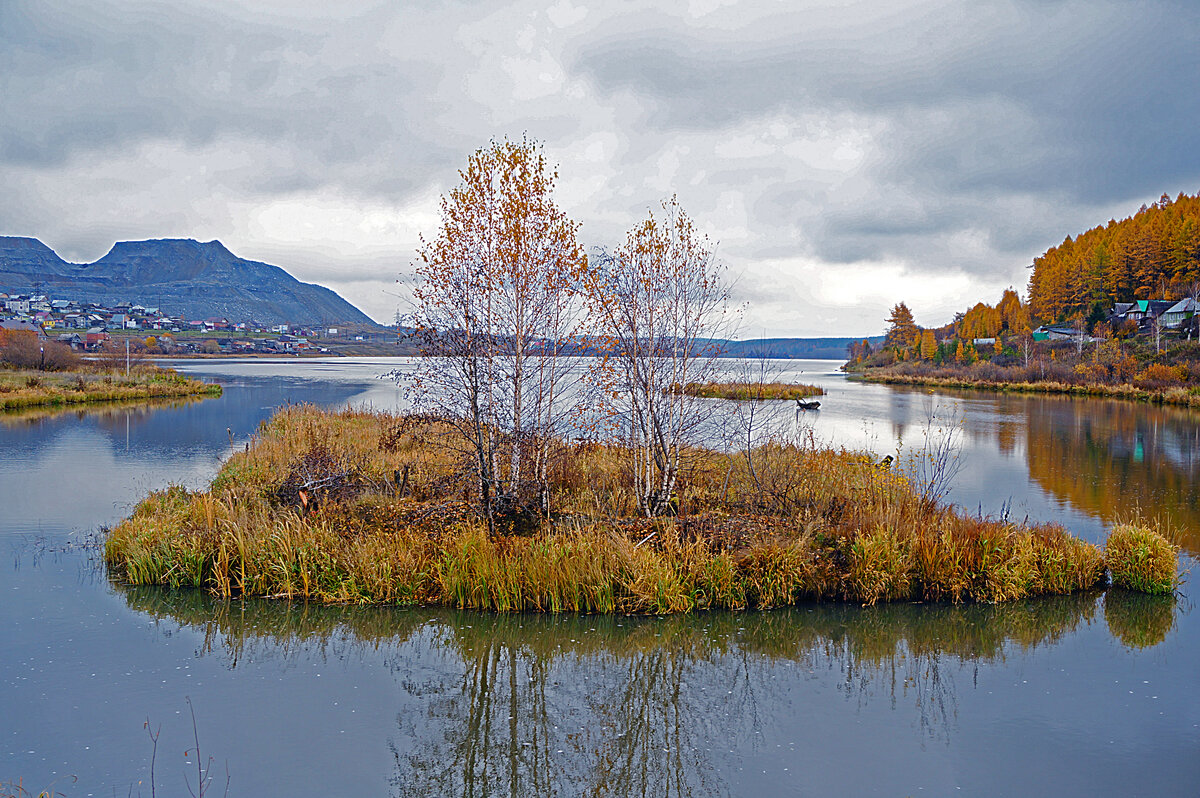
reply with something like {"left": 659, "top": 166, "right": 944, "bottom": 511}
{"left": 0, "top": 236, "right": 375, "bottom": 325}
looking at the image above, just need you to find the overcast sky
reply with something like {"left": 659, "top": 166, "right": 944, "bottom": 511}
{"left": 3, "top": 0, "right": 1198, "bottom": 336}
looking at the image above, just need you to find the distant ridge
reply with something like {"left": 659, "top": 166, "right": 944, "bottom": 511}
{"left": 0, "top": 236, "right": 375, "bottom": 326}
{"left": 719, "top": 336, "right": 886, "bottom": 360}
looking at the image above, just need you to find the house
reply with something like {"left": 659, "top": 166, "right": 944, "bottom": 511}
{"left": 1032, "top": 325, "right": 1079, "bottom": 341}
{"left": 0, "top": 319, "right": 47, "bottom": 340}
{"left": 1159, "top": 298, "right": 1198, "bottom": 328}
{"left": 4, "top": 297, "right": 30, "bottom": 315}
{"left": 56, "top": 333, "right": 85, "bottom": 350}
{"left": 85, "top": 327, "right": 110, "bottom": 349}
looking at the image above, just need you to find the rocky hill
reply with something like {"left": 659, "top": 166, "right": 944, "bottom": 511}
{"left": 0, "top": 236, "right": 375, "bottom": 325}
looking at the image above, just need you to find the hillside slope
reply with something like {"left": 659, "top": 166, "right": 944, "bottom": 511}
{"left": 0, "top": 236, "right": 375, "bottom": 325}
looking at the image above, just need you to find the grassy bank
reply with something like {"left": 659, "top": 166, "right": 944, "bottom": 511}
{"left": 855, "top": 371, "right": 1200, "bottom": 407}
{"left": 850, "top": 339, "right": 1200, "bottom": 407}
{"left": 680, "top": 381, "right": 824, "bottom": 401}
{"left": 105, "top": 405, "right": 1176, "bottom": 611}
{"left": 0, "top": 367, "right": 221, "bottom": 410}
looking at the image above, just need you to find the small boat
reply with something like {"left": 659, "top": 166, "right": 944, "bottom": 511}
{"left": 796, "top": 399, "right": 821, "bottom": 410}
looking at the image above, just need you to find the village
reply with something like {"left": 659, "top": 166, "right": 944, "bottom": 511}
{"left": 0, "top": 291, "right": 400, "bottom": 355}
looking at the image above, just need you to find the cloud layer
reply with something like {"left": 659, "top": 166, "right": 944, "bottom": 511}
{"left": 3, "top": 0, "right": 1198, "bottom": 335}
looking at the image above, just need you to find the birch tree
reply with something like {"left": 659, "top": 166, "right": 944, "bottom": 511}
{"left": 586, "top": 197, "right": 732, "bottom": 517}
{"left": 410, "top": 138, "right": 589, "bottom": 531}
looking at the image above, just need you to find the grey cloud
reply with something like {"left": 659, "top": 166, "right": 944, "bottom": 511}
{"left": 572, "top": 0, "right": 1200, "bottom": 273}
{"left": 0, "top": 0, "right": 464, "bottom": 201}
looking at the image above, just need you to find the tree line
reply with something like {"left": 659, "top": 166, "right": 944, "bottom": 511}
{"left": 1028, "top": 191, "right": 1200, "bottom": 322}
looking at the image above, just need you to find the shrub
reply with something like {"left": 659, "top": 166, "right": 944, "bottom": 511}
{"left": 1133, "top": 363, "right": 1186, "bottom": 390}
{"left": 1105, "top": 524, "right": 1179, "bottom": 594}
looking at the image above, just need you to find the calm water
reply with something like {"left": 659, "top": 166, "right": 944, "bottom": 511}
{"left": 2, "top": 358, "right": 1196, "bottom": 797}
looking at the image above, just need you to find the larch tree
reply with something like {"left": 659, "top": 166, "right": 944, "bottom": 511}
{"left": 885, "top": 302, "right": 919, "bottom": 351}
{"left": 585, "top": 197, "right": 733, "bottom": 518}
{"left": 410, "top": 138, "right": 590, "bottom": 531}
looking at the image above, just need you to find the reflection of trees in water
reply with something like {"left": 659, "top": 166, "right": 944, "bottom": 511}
{"left": 1021, "top": 395, "right": 1200, "bottom": 555}
{"left": 113, "top": 586, "right": 1182, "bottom": 797}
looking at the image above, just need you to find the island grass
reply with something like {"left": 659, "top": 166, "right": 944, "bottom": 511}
{"left": 1105, "top": 524, "right": 1180, "bottom": 595}
{"left": 0, "top": 367, "right": 221, "bottom": 410}
{"left": 102, "top": 404, "right": 1143, "bottom": 611}
{"left": 679, "top": 381, "right": 824, "bottom": 401}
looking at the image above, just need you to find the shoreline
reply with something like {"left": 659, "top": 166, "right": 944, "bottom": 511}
{"left": 850, "top": 370, "right": 1200, "bottom": 408}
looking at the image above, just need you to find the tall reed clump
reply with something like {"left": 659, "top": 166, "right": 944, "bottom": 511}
{"left": 105, "top": 404, "right": 1125, "bottom": 611}
{"left": 1105, "top": 524, "right": 1179, "bottom": 595}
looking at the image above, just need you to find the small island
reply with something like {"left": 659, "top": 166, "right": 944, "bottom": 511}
{"left": 104, "top": 404, "right": 1175, "bottom": 611}
{"left": 0, "top": 327, "right": 221, "bottom": 410}
{"left": 678, "top": 380, "right": 824, "bottom": 401}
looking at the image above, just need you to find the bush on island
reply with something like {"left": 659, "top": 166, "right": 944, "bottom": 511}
{"left": 1105, "top": 524, "right": 1179, "bottom": 595}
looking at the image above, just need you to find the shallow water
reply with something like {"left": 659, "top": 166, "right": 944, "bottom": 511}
{"left": 2, "top": 358, "right": 1196, "bottom": 797}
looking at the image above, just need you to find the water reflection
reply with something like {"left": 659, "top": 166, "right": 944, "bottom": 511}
{"left": 1021, "top": 395, "right": 1200, "bottom": 554}
{"left": 1104, "top": 591, "right": 1181, "bottom": 649}
{"left": 0, "top": 396, "right": 209, "bottom": 427}
{"left": 117, "top": 587, "right": 1182, "bottom": 797}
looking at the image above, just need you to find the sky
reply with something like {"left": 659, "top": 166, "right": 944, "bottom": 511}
{"left": 2, "top": 0, "right": 1199, "bottom": 337}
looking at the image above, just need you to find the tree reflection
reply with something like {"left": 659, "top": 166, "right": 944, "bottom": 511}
{"left": 1021, "top": 395, "right": 1200, "bottom": 555}
{"left": 117, "top": 587, "right": 1182, "bottom": 797}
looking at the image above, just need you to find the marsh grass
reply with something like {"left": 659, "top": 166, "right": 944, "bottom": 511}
{"left": 679, "top": 381, "right": 824, "bottom": 401}
{"left": 0, "top": 366, "right": 220, "bottom": 411}
{"left": 1105, "top": 523, "right": 1180, "bottom": 594}
{"left": 104, "top": 405, "right": 1139, "bottom": 611}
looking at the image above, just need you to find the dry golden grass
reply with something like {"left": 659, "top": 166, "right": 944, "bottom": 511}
{"left": 1105, "top": 523, "right": 1180, "bottom": 594}
{"left": 678, "top": 381, "right": 824, "bottom": 401}
{"left": 104, "top": 404, "right": 1141, "bottom": 611}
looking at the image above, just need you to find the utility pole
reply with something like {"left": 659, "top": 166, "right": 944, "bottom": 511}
{"left": 125, "top": 337, "right": 130, "bottom": 377}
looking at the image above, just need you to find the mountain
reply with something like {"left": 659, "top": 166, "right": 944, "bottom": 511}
{"left": 0, "top": 236, "right": 376, "bottom": 326}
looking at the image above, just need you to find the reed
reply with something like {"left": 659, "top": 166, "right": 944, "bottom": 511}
{"left": 104, "top": 404, "right": 1165, "bottom": 611}
{"left": 1105, "top": 524, "right": 1180, "bottom": 595}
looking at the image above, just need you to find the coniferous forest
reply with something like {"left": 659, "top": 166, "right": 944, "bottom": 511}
{"left": 1028, "top": 192, "right": 1200, "bottom": 322}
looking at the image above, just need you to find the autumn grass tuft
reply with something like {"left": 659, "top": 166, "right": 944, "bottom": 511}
{"left": 103, "top": 404, "right": 1151, "bottom": 612}
{"left": 1105, "top": 523, "right": 1180, "bottom": 595}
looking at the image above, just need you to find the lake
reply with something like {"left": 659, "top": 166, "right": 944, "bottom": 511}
{"left": 2, "top": 358, "right": 1196, "bottom": 797}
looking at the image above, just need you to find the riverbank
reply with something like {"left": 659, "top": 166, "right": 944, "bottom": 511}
{"left": 0, "top": 367, "right": 222, "bottom": 411}
{"left": 105, "top": 404, "right": 1181, "bottom": 610}
{"left": 853, "top": 370, "right": 1200, "bottom": 407}
{"left": 848, "top": 337, "right": 1200, "bottom": 407}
